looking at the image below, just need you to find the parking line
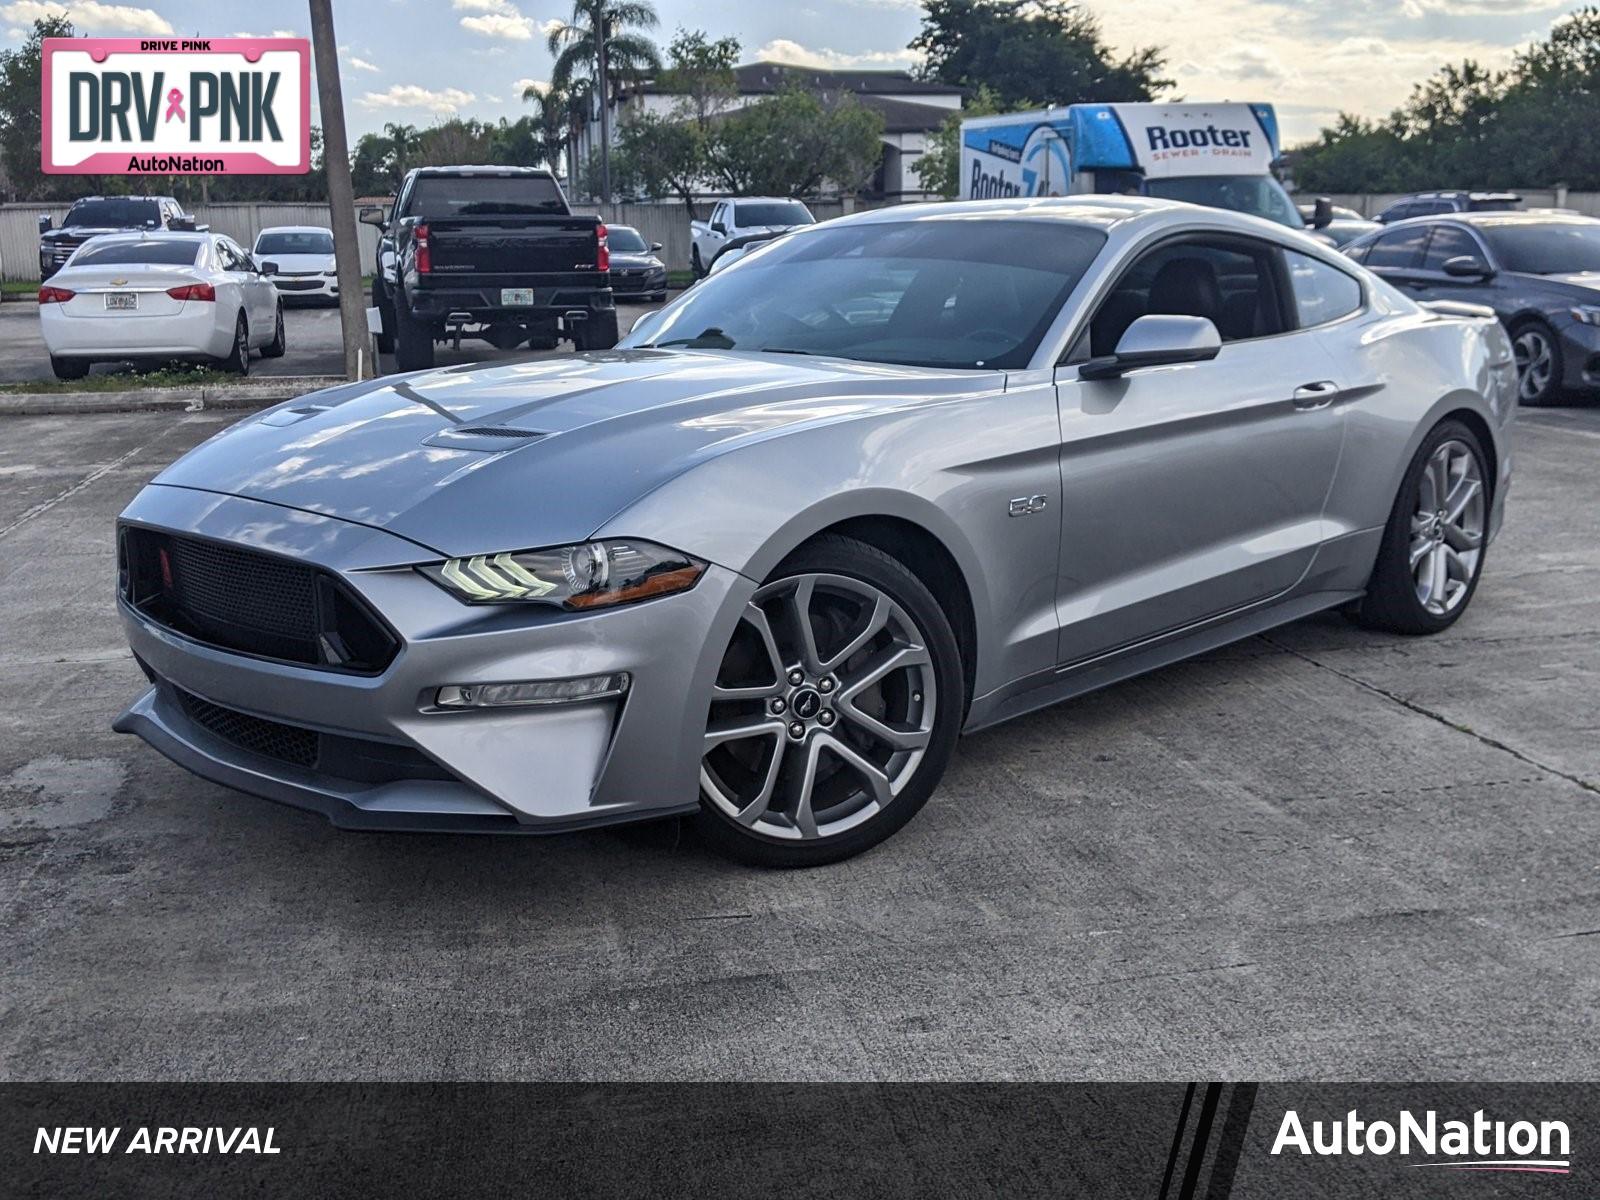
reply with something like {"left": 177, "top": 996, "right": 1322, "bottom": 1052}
{"left": 0, "top": 431, "right": 172, "bottom": 541}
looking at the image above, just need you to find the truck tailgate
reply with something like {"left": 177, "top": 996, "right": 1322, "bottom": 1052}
{"left": 425, "top": 215, "right": 600, "bottom": 283}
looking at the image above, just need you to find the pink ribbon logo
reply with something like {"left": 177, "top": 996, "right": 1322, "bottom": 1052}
{"left": 164, "top": 87, "right": 184, "bottom": 123}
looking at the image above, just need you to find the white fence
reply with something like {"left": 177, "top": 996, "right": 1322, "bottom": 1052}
{"left": 0, "top": 199, "right": 855, "bottom": 281}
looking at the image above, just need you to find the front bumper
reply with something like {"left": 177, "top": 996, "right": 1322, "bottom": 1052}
{"left": 113, "top": 485, "right": 752, "bottom": 833}
{"left": 272, "top": 273, "right": 338, "bottom": 299}
{"left": 1555, "top": 317, "right": 1600, "bottom": 391}
{"left": 406, "top": 281, "right": 614, "bottom": 326}
{"left": 41, "top": 304, "right": 232, "bottom": 360}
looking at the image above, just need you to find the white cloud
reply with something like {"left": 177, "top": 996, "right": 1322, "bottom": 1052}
{"left": 1, "top": 0, "right": 171, "bottom": 35}
{"left": 513, "top": 77, "right": 548, "bottom": 100}
{"left": 1399, "top": 0, "right": 1562, "bottom": 13}
{"left": 357, "top": 84, "right": 476, "bottom": 114}
{"left": 349, "top": 57, "right": 380, "bottom": 72}
{"left": 452, "top": 0, "right": 510, "bottom": 9}
{"left": 461, "top": 12, "right": 536, "bottom": 40}
{"left": 752, "top": 38, "right": 917, "bottom": 70}
{"left": 231, "top": 29, "right": 299, "bottom": 38}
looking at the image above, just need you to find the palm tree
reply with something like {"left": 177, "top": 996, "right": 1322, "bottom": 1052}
{"left": 544, "top": 0, "right": 661, "bottom": 200}
{"left": 382, "top": 122, "right": 419, "bottom": 183}
{"left": 522, "top": 82, "right": 569, "bottom": 176}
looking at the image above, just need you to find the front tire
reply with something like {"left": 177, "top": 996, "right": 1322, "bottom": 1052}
{"left": 372, "top": 278, "right": 395, "bottom": 354}
{"left": 392, "top": 295, "right": 435, "bottom": 371}
{"left": 1350, "top": 418, "right": 1489, "bottom": 634}
{"left": 574, "top": 309, "right": 619, "bottom": 351}
{"left": 260, "top": 306, "right": 286, "bottom": 358}
{"left": 1510, "top": 318, "right": 1562, "bottom": 407}
{"left": 696, "top": 535, "right": 963, "bottom": 867}
{"left": 217, "top": 313, "right": 250, "bottom": 375}
{"left": 691, "top": 245, "right": 705, "bottom": 278}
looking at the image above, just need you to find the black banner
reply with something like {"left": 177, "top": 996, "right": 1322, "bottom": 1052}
{"left": 4, "top": 1083, "right": 1591, "bottom": 1197}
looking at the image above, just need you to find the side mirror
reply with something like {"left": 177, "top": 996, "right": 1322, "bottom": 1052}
{"left": 1442, "top": 254, "right": 1494, "bottom": 280}
{"left": 260, "top": 261, "right": 279, "bottom": 276}
{"left": 710, "top": 221, "right": 726, "bottom": 235}
{"left": 1078, "top": 314, "right": 1222, "bottom": 381}
{"left": 650, "top": 242, "right": 663, "bottom": 253}
{"left": 1311, "top": 197, "right": 1334, "bottom": 230}
{"left": 359, "top": 205, "right": 386, "bottom": 228}
{"left": 37, "top": 214, "right": 52, "bottom": 233}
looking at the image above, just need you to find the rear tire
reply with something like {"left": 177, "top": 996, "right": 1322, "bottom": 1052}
{"left": 695, "top": 534, "right": 963, "bottom": 867}
{"left": 392, "top": 295, "right": 435, "bottom": 371}
{"left": 1510, "top": 318, "right": 1563, "bottom": 407}
{"left": 1349, "top": 418, "right": 1489, "bottom": 635}
{"left": 217, "top": 313, "right": 250, "bottom": 375}
{"left": 50, "top": 356, "right": 89, "bottom": 380}
{"left": 260, "top": 306, "right": 286, "bottom": 358}
{"left": 691, "top": 245, "right": 705, "bottom": 278}
{"left": 574, "top": 309, "right": 620, "bottom": 352}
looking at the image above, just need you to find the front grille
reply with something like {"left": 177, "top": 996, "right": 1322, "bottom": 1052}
{"left": 274, "top": 279, "right": 322, "bottom": 291}
{"left": 175, "top": 687, "right": 319, "bottom": 767}
{"left": 120, "top": 527, "right": 399, "bottom": 673}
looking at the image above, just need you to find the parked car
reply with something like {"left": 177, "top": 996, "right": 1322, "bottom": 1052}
{"left": 1374, "top": 191, "right": 1521, "bottom": 224}
{"left": 606, "top": 224, "right": 668, "bottom": 301}
{"left": 364, "top": 165, "right": 617, "bottom": 370}
{"left": 252, "top": 226, "right": 338, "bottom": 305}
{"left": 690, "top": 197, "right": 814, "bottom": 277}
{"left": 39, "top": 195, "right": 200, "bottom": 280}
{"left": 1343, "top": 210, "right": 1600, "bottom": 405}
{"left": 39, "top": 232, "right": 284, "bottom": 380}
{"left": 113, "top": 198, "right": 1514, "bottom": 865}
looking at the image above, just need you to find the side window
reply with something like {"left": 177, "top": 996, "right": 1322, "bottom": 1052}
{"left": 1285, "top": 251, "right": 1363, "bottom": 328}
{"left": 1364, "top": 226, "right": 1429, "bottom": 270}
{"left": 713, "top": 202, "right": 727, "bottom": 228}
{"left": 1381, "top": 203, "right": 1413, "bottom": 223}
{"left": 1420, "top": 226, "right": 1479, "bottom": 272}
{"left": 1343, "top": 239, "right": 1372, "bottom": 265}
{"left": 1089, "top": 238, "right": 1285, "bottom": 355}
{"left": 216, "top": 240, "right": 241, "bottom": 271}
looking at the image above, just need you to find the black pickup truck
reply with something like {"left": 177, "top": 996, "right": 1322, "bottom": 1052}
{"left": 39, "top": 195, "right": 201, "bottom": 279}
{"left": 363, "top": 166, "right": 618, "bottom": 370}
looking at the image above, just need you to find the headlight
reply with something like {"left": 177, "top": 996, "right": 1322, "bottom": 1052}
{"left": 419, "top": 539, "right": 705, "bottom": 608}
{"left": 1570, "top": 305, "right": 1600, "bottom": 326}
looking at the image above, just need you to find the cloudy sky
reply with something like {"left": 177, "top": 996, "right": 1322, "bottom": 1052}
{"left": 0, "top": 0, "right": 1581, "bottom": 146}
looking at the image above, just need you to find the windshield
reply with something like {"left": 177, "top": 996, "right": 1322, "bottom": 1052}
{"left": 407, "top": 175, "right": 566, "bottom": 216}
{"left": 255, "top": 230, "right": 334, "bottom": 255}
{"left": 73, "top": 240, "right": 202, "bottom": 266}
{"left": 607, "top": 226, "right": 649, "bottom": 253}
{"left": 625, "top": 219, "right": 1106, "bottom": 369}
{"left": 1143, "top": 175, "right": 1303, "bottom": 229}
{"left": 63, "top": 198, "right": 162, "bottom": 228}
{"left": 734, "top": 201, "right": 814, "bottom": 227}
{"left": 1478, "top": 222, "right": 1600, "bottom": 274}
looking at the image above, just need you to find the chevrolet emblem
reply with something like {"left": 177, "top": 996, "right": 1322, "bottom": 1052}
{"left": 110, "top": 277, "right": 127, "bottom": 286}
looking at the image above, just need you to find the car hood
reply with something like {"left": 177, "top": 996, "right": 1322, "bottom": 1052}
{"left": 44, "top": 226, "right": 144, "bottom": 241}
{"left": 1521, "top": 270, "right": 1600, "bottom": 296}
{"left": 152, "top": 350, "right": 993, "bottom": 558}
{"left": 610, "top": 252, "right": 662, "bottom": 268}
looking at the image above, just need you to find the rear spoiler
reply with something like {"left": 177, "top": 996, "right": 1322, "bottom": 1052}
{"left": 1418, "top": 299, "right": 1497, "bottom": 321}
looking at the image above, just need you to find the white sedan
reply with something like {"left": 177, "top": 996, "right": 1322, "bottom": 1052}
{"left": 39, "top": 232, "right": 284, "bottom": 380}
{"left": 252, "top": 225, "right": 339, "bottom": 304}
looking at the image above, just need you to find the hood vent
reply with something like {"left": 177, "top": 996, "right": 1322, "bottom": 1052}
{"left": 424, "top": 426, "right": 549, "bottom": 452}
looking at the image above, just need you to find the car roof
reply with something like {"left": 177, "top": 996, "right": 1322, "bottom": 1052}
{"left": 834, "top": 194, "right": 1300, "bottom": 237}
{"left": 728, "top": 197, "right": 809, "bottom": 205}
{"left": 1399, "top": 190, "right": 1522, "bottom": 202}
{"left": 255, "top": 225, "right": 333, "bottom": 235}
{"left": 408, "top": 165, "right": 554, "bottom": 177}
{"left": 1382, "top": 210, "right": 1598, "bottom": 230}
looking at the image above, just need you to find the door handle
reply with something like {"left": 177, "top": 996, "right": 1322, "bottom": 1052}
{"left": 1292, "top": 380, "right": 1340, "bottom": 410}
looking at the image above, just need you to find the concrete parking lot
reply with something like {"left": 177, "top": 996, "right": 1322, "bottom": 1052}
{"left": 0, "top": 399, "right": 1597, "bottom": 1082}
{"left": 0, "top": 295, "right": 663, "bottom": 383}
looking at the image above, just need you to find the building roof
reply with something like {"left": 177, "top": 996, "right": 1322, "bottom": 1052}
{"left": 856, "top": 95, "right": 958, "bottom": 134}
{"left": 631, "top": 60, "right": 963, "bottom": 99}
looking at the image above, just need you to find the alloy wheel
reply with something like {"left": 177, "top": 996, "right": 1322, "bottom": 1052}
{"left": 1513, "top": 328, "right": 1553, "bottom": 402}
{"left": 701, "top": 573, "right": 937, "bottom": 841}
{"left": 1410, "top": 438, "right": 1485, "bottom": 617}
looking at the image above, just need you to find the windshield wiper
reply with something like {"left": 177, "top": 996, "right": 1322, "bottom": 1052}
{"left": 651, "top": 327, "right": 735, "bottom": 349}
{"left": 761, "top": 346, "right": 817, "bottom": 356}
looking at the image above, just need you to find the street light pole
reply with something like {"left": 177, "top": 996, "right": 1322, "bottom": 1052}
{"left": 308, "top": 0, "right": 371, "bottom": 380}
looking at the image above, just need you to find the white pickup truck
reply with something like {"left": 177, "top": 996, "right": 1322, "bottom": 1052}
{"left": 689, "top": 197, "right": 815, "bottom": 276}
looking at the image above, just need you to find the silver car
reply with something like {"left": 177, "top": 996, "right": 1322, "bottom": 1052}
{"left": 114, "top": 198, "right": 1517, "bottom": 866}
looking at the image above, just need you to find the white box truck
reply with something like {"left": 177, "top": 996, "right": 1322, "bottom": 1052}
{"left": 959, "top": 102, "right": 1313, "bottom": 231}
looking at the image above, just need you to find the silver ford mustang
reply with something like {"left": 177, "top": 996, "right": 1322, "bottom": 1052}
{"left": 114, "top": 198, "right": 1517, "bottom": 865}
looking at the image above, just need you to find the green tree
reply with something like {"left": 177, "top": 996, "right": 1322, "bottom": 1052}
{"left": 705, "top": 88, "right": 884, "bottom": 197}
{"left": 612, "top": 110, "right": 704, "bottom": 209}
{"left": 656, "top": 28, "right": 739, "bottom": 126}
{"left": 913, "top": 83, "right": 1010, "bottom": 198}
{"left": 0, "top": 16, "right": 75, "bottom": 200}
{"left": 384, "top": 122, "right": 421, "bottom": 176}
{"left": 911, "top": 0, "right": 1170, "bottom": 110}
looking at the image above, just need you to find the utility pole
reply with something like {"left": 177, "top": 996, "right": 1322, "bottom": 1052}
{"left": 596, "top": 7, "right": 611, "bottom": 203}
{"left": 308, "top": 0, "right": 371, "bottom": 380}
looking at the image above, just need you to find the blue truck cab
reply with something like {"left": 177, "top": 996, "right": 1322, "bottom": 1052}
{"left": 959, "top": 102, "right": 1304, "bottom": 230}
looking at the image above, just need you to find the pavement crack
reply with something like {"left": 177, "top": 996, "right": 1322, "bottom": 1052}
{"left": 1540, "top": 928, "right": 1600, "bottom": 942}
{"left": 1259, "top": 632, "right": 1600, "bottom": 798}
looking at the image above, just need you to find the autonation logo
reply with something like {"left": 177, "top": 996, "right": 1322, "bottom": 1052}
{"left": 1272, "top": 1109, "right": 1571, "bottom": 1175}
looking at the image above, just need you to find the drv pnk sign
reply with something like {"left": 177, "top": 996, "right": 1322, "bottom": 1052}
{"left": 42, "top": 38, "right": 310, "bottom": 175}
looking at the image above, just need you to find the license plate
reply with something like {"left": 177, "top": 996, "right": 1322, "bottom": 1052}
{"left": 104, "top": 292, "right": 137, "bottom": 311}
{"left": 501, "top": 288, "right": 535, "bottom": 306}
